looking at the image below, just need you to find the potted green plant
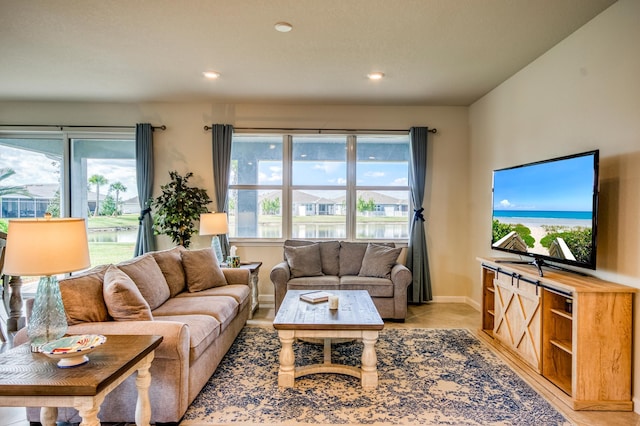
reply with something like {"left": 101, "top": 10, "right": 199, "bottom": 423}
{"left": 152, "top": 171, "right": 211, "bottom": 248}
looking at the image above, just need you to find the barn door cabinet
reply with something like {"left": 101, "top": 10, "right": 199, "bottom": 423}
{"left": 478, "top": 257, "right": 636, "bottom": 411}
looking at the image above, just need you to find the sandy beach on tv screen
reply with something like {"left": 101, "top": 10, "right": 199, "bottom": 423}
{"left": 497, "top": 217, "right": 592, "bottom": 256}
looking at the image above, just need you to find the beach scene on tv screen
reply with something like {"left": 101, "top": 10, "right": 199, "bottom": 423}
{"left": 491, "top": 154, "right": 595, "bottom": 265}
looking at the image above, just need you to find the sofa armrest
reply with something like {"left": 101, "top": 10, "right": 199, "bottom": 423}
{"left": 391, "top": 263, "right": 412, "bottom": 289}
{"left": 69, "top": 320, "right": 190, "bottom": 361}
{"left": 14, "top": 320, "right": 190, "bottom": 362}
{"left": 270, "top": 261, "right": 291, "bottom": 313}
{"left": 390, "top": 263, "right": 412, "bottom": 316}
{"left": 222, "top": 267, "right": 251, "bottom": 285}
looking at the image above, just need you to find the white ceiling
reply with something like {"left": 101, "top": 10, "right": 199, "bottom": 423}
{"left": 0, "top": 0, "right": 616, "bottom": 106}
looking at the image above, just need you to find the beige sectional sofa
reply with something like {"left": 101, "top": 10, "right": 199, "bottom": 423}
{"left": 14, "top": 245, "right": 250, "bottom": 425}
{"left": 271, "top": 240, "right": 412, "bottom": 320}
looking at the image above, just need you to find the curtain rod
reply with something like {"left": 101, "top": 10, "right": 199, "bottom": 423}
{"left": 203, "top": 125, "right": 437, "bottom": 134}
{"left": 0, "top": 124, "right": 167, "bottom": 131}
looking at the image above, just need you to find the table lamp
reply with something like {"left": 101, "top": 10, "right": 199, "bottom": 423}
{"left": 199, "top": 212, "right": 228, "bottom": 264}
{"left": 3, "top": 216, "right": 90, "bottom": 351}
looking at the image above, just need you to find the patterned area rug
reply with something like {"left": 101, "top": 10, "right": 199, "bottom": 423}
{"left": 181, "top": 327, "right": 569, "bottom": 425}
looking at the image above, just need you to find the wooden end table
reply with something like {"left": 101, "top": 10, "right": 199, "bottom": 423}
{"left": 273, "top": 290, "right": 384, "bottom": 389}
{"left": 0, "top": 334, "right": 162, "bottom": 426}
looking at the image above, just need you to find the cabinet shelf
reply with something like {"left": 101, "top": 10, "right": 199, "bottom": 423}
{"left": 550, "top": 308, "right": 573, "bottom": 321}
{"left": 487, "top": 286, "right": 495, "bottom": 294}
{"left": 547, "top": 371, "right": 572, "bottom": 396}
{"left": 550, "top": 339, "right": 573, "bottom": 355}
{"left": 487, "top": 309, "right": 495, "bottom": 316}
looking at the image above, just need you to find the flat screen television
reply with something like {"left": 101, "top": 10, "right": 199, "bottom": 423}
{"left": 491, "top": 150, "right": 599, "bottom": 275}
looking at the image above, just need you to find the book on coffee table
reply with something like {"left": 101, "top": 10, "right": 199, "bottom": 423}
{"left": 299, "top": 291, "right": 332, "bottom": 304}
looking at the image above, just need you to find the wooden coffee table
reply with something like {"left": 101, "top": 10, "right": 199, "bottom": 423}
{"left": 273, "top": 290, "right": 384, "bottom": 389}
{"left": 0, "top": 334, "right": 162, "bottom": 426}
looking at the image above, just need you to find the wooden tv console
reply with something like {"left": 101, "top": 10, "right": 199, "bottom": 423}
{"left": 478, "top": 257, "right": 636, "bottom": 411}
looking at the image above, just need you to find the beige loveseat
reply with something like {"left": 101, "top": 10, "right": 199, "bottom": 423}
{"left": 271, "top": 240, "right": 412, "bottom": 320}
{"left": 14, "top": 245, "right": 250, "bottom": 425}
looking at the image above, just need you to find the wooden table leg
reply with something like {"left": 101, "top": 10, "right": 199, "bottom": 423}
{"left": 323, "top": 338, "right": 332, "bottom": 364}
{"left": 40, "top": 407, "right": 57, "bottom": 426}
{"left": 75, "top": 395, "right": 104, "bottom": 426}
{"left": 361, "top": 330, "right": 378, "bottom": 389}
{"left": 278, "top": 330, "right": 295, "bottom": 387}
{"left": 135, "top": 352, "right": 155, "bottom": 426}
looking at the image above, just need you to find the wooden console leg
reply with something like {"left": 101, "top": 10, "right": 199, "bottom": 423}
{"left": 278, "top": 330, "right": 296, "bottom": 387}
{"left": 361, "top": 330, "right": 378, "bottom": 389}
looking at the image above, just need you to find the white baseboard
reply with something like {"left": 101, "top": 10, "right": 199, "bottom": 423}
{"left": 431, "top": 296, "right": 481, "bottom": 312}
{"left": 258, "top": 294, "right": 480, "bottom": 311}
{"left": 259, "top": 294, "right": 275, "bottom": 308}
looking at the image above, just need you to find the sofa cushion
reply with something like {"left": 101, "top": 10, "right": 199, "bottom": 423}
{"left": 339, "top": 276, "right": 394, "bottom": 297}
{"left": 117, "top": 254, "right": 171, "bottom": 310}
{"left": 175, "top": 284, "right": 250, "bottom": 311}
{"left": 103, "top": 265, "right": 153, "bottom": 321}
{"left": 152, "top": 314, "right": 221, "bottom": 363}
{"left": 287, "top": 275, "right": 340, "bottom": 291}
{"left": 358, "top": 243, "right": 402, "bottom": 279}
{"left": 151, "top": 245, "right": 187, "bottom": 297}
{"left": 151, "top": 295, "right": 238, "bottom": 331}
{"left": 284, "top": 243, "right": 324, "bottom": 278}
{"left": 181, "top": 247, "right": 228, "bottom": 292}
{"left": 284, "top": 239, "right": 340, "bottom": 276}
{"left": 59, "top": 264, "right": 111, "bottom": 325}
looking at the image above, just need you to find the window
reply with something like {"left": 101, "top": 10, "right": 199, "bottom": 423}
{"left": 355, "top": 136, "right": 410, "bottom": 239}
{"left": 229, "top": 133, "right": 410, "bottom": 241}
{"left": 0, "top": 133, "right": 138, "bottom": 270}
{"left": 292, "top": 136, "right": 347, "bottom": 239}
{"left": 0, "top": 137, "right": 64, "bottom": 222}
{"left": 71, "top": 138, "right": 138, "bottom": 265}
{"left": 229, "top": 136, "right": 283, "bottom": 238}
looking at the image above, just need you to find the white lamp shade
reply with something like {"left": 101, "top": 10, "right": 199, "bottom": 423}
{"left": 199, "top": 212, "right": 229, "bottom": 235}
{"left": 3, "top": 218, "right": 91, "bottom": 276}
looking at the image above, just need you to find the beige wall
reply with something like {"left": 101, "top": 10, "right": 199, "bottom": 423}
{"left": 0, "top": 102, "right": 470, "bottom": 304}
{"left": 469, "top": 0, "right": 640, "bottom": 410}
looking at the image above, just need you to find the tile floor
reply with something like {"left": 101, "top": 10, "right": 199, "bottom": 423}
{"left": 1, "top": 303, "right": 639, "bottom": 425}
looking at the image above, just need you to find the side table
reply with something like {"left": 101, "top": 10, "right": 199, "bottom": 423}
{"left": 0, "top": 334, "right": 162, "bottom": 426}
{"left": 240, "top": 261, "right": 262, "bottom": 319}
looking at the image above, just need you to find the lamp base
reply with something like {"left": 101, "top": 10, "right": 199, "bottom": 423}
{"left": 211, "top": 236, "right": 225, "bottom": 265}
{"left": 27, "top": 275, "right": 68, "bottom": 352}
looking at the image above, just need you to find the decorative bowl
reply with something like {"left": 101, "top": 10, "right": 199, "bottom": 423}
{"left": 40, "top": 334, "right": 107, "bottom": 368}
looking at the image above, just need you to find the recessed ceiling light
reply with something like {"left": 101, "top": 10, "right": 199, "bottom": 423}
{"left": 367, "top": 72, "right": 385, "bottom": 80}
{"left": 203, "top": 71, "right": 221, "bottom": 79}
{"left": 274, "top": 22, "right": 293, "bottom": 33}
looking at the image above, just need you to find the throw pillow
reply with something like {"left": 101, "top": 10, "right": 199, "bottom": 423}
{"left": 358, "top": 243, "right": 402, "bottom": 279}
{"left": 181, "top": 247, "right": 227, "bottom": 292}
{"left": 59, "top": 264, "right": 111, "bottom": 325}
{"left": 283, "top": 240, "right": 340, "bottom": 275}
{"left": 319, "top": 241, "right": 340, "bottom": 276}
{"left": 103, "top": 265, "right": 153, "bottom": 321}
{"left": 338, "top": 241, "right": 369, "bottom": 276}
{"left": 151, "top": 245, "right": 187, "bottom": 297}
{"left": 284, "top": 243, "right": 324, "bottom": 278}
{"left": 117, "top": 254, "right": 171, "bottom": 310}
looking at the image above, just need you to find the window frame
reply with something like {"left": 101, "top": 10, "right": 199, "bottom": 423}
{"left": 229, "top": 132, "right": 411, "bottom": 243}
